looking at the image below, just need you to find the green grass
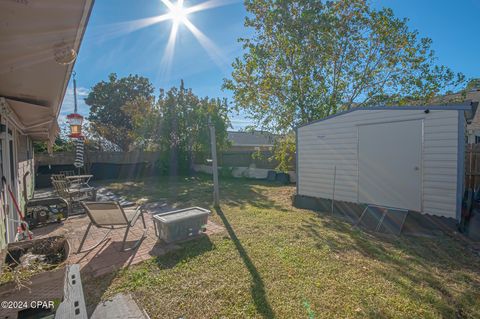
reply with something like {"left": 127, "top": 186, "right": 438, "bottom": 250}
{"left": 84, "top": 175, "right": 480, "bottom": 318}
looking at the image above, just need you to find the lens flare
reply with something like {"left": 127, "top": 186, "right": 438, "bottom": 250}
{"left": 87, "top": 0, "right": 240, "bottom": 78}
{"left": 156, "top": 0, "right": 236, "bottom": 76}
{"left": 169, "top": 0, "right": 188, "bottom": 24}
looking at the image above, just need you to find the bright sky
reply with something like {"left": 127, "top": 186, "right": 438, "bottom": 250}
{"left": 61, "top": 0, "right": 480, "bottom": 130}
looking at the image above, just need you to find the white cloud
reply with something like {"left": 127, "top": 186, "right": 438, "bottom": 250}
{"left": 60, "top": 85, "right": 90, "bottom": 120}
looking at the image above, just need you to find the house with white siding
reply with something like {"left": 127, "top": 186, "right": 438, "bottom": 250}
{"left": 0, "top": 0, "right": 93, "bottom": 247}
{"left": 432, "top": 89, "right": 480, "bottom": 144}
{"left": 294, "top": 105, "right": 471, "bottom": 222}
{"left": 227, "top": 131, "right": 277, "bottom": 151}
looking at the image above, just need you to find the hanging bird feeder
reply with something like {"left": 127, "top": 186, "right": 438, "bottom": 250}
{"left": 66, "top": 113, "right": 84, "bottom": 138}
{"left": 68, "top": 72, "right": 85, "bottom": 170}
{"left": 67, "top": 71, "right": 84, "bottom": 139}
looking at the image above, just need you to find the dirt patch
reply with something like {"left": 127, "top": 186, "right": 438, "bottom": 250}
{"left": 1, "top": 236, "right": 68, "bottom": 285}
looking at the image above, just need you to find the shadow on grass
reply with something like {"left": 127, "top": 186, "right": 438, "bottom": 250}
{"left": 82, "top": 236, "right": 214, "bottom": 316}
{"left": 299, "top": 213, "right": 480, "bottom": 317}
{"left": 105, "top": 174, "right": 289, "bottom": 213}
{"left": 80, "top": 239, "right": 146, "bottom": 316}
{"left": 215, "top": 206, "right": 275, "bottom": 319}
{"left": 153, "top": 235, "right": 214, "bottom": 269}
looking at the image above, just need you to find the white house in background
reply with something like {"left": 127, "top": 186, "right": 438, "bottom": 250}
{"left": 295, "top": 105, "right": 471, "bottom": 221}
{"left": 0, "top": 0, "right": 94, "bottom": 247}
{"left": 429, "top": 89, "right": 480, "bottom": 144}
{"left": 227, "top": 131, "right": 276, "bottom": 151}
{"left": 447, "top": 90, "right": 480, "bottom": 144}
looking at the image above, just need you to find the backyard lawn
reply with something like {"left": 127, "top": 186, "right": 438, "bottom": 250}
{"left": 84, "top": 175, "right": 480, "bottom": 318}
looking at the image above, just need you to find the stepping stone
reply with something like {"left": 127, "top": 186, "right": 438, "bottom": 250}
{"left": 90, "top": 293, "right": 148, "bottom": 319}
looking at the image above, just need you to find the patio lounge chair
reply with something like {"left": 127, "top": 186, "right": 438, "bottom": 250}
{"left": 51, "top": 173, "right": 67, "bottom": 184}
{"left": 60, "top": 170, "right": 93, "bottom": 188}
{"left": 51, "top": 174, "right": 96, "bottom": 199}
{"left": 51, "top": 179, "right": 95, "bottom": 216}
{"left": 60, "top": 170, "right": 75, "bottom": 177}
{"left": 60, "top": 170, "right": 80, "bottom": 187}
{"left": 78, "top": 201, "right": 147, "bottom": 253}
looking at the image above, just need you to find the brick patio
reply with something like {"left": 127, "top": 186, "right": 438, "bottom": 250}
{"left": 33, "top": 205, "right": 224, "bottom": 278}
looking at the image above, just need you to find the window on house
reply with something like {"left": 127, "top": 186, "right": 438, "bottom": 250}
{"left": 475, "top": 136, "right": 480, "bottom": 144}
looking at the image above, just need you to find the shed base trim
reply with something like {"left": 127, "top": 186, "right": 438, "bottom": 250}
{"left": 293, "top": 194, "right": 459, "bottom": 235}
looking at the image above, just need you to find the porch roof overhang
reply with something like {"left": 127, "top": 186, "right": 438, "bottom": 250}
{"left": 0, "top": 97, "right": 59, "bottom": 143}
{"left": 0, "top": 0, "right": 94, "bottom": 143}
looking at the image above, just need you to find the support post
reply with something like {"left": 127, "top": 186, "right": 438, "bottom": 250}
{"left": 209, "top": 117, "right": 220, "bottom": 206}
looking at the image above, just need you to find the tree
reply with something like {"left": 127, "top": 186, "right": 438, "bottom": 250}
{"left": 85, "top": 73, "right": 154, "bottom": 151}
{"left": 123, "top": 80, "right": 231, "bottom": 175}
{"left": 225, "top": 1, "right": 464, "bottom": 127}
{"left": 465, "top": 78, "right": 480, "bottom": 91}
{"left": 33, "top": 122, "right": 114, "bottom": 153}
{"left": 224, "top": 0, "right": 465, "bottom": 170}
{"left": 33, "top": 138, "right": 74, "bottom": 154}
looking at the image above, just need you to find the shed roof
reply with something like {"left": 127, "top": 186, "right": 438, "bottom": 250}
{"left": 297, "top": 104, "right": 472, "bottom": 129}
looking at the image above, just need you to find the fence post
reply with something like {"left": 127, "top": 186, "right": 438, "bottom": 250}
{"left": 209, "top": 118, "right": 220, "bottom": 207}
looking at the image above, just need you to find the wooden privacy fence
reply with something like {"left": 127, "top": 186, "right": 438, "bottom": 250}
{"left": 36, "top": 150, "right": 294, "bottom": 170}
{"left": 35, "top": 151, "right": 163, "bottom": 188}
{"left": 35, "top": 151, "right": 162, "bottom": 166}
{"left": 465, "top": 144, "right": 480, "bottom": 190}
{"left": 195, "top": 150, "right": 295, "bottom": 170}
{"left": 35, "top": 150, "right": 296, "bottom": 187}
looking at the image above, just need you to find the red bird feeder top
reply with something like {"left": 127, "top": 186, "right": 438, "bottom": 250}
{"left": 66, "top": 113, "right": 84, "bottom": 138}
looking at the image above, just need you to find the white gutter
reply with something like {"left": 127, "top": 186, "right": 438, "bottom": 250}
{"left": 24, "top": 119, "right": 55, "bottom": 130}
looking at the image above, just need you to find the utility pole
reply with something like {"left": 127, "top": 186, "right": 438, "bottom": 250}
{"left": 209, "top": 117, "right": 220, "bottom": 206}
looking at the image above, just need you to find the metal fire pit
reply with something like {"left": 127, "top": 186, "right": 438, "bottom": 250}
{"left": 153, "top": 207, "right": 210, "bottom": 243}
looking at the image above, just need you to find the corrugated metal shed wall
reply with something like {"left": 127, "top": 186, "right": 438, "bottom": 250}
{"left": 297, "top": 109, "right": 461, "bottom": 218}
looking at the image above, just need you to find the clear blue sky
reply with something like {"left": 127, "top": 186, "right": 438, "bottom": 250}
{"left": 61, "top": 0, "right": 480, "bottom": 130}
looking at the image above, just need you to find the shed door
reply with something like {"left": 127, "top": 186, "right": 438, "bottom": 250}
{"left": 358, "top": 120, "right": 422, "bottom": 211}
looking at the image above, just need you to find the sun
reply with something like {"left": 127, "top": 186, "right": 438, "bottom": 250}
{"left": 99, "top": 0, "right": 237, "bottom": 73}
{"left": 123, "top": 0, "right": 233, "bottom": 76}
{"left": 169, "top": 1, "right": 188, "bottom": 24}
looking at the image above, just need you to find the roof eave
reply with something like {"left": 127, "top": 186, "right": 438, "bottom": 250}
{"left": 296, "top": 103, "right": 473, "bottom": 130}
{"left": 53, "top": 0, "right": 95, "bottom": 121}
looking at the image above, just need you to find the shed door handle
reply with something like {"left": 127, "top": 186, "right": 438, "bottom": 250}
{"left": 414, "top": 166, "right": 420, "bottom": 171}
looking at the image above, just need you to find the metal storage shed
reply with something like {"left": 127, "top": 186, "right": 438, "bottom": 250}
{"left": 295, "top": 105, "right": 471, "bottom": 221}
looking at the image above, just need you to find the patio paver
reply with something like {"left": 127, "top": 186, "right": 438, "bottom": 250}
{"left": 33, "top": 205, "right": 224, "bottom": 278}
